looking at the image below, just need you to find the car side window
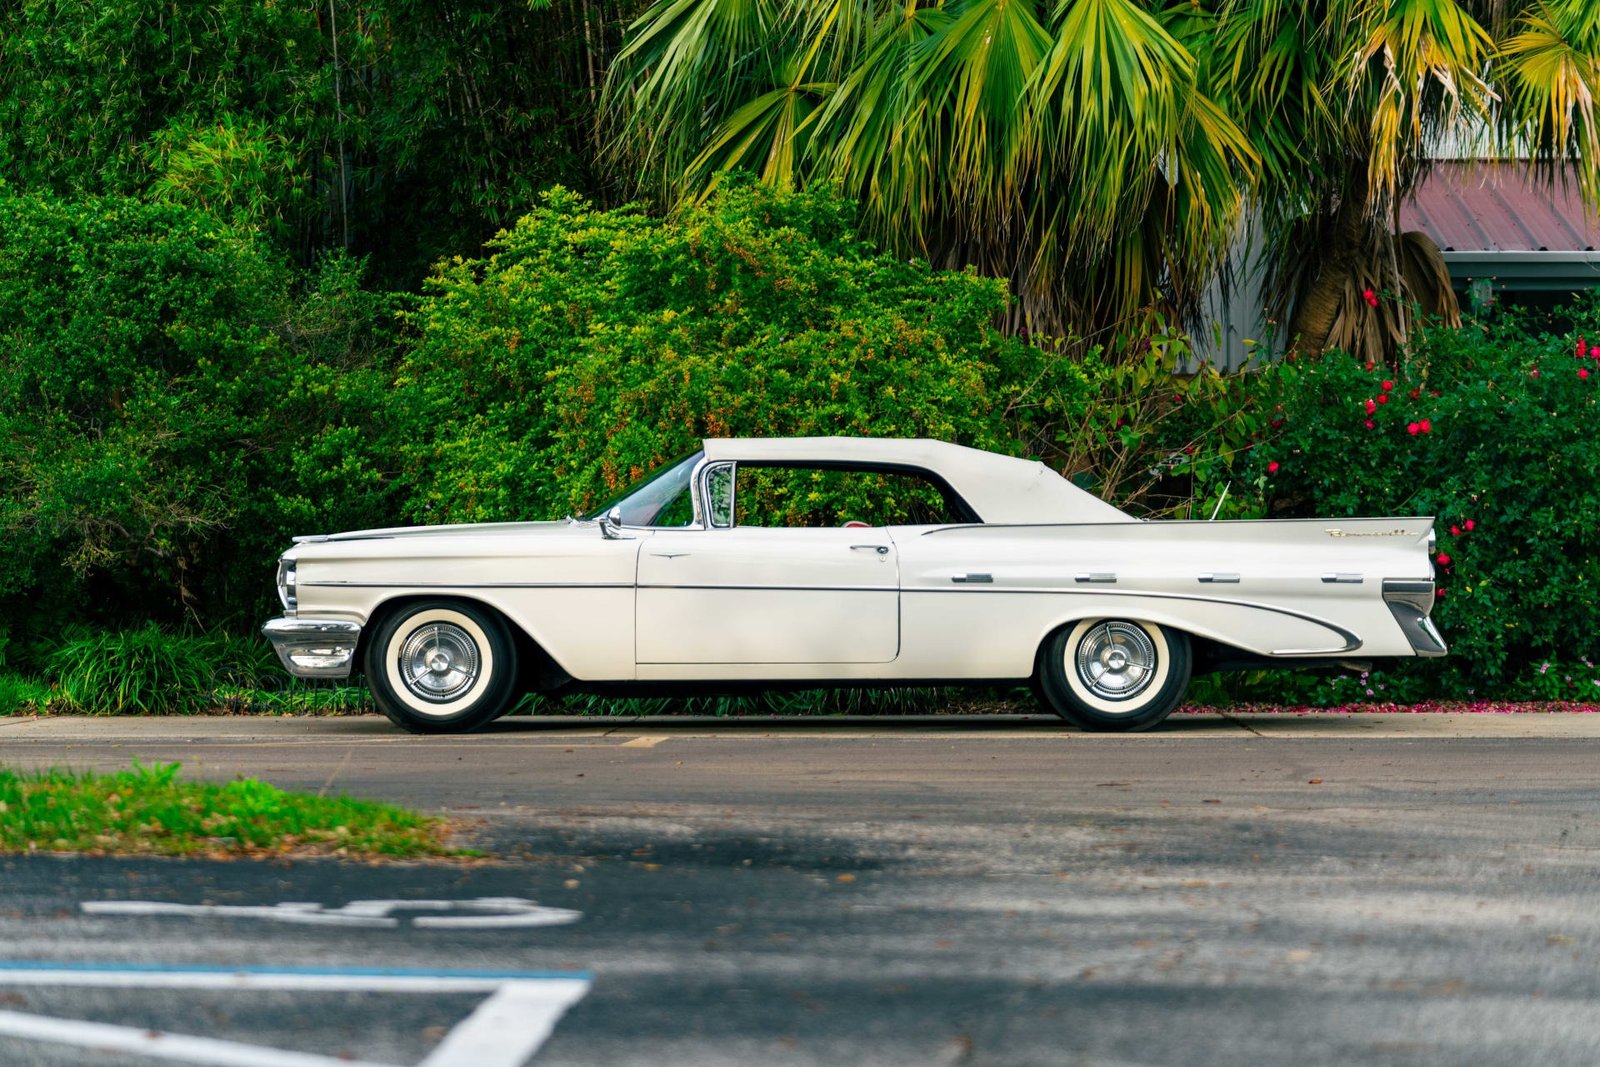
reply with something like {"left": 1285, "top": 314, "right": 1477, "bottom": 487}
{"left": 704, "top": 463, "right": 734, "bottom": 528}
{"left": 734, "top": 465, "right": 970, "bottom": 528}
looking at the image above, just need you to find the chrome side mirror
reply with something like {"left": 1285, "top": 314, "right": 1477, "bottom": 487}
{"left": 600, "top": 506, "right": 626, "bottom": 540}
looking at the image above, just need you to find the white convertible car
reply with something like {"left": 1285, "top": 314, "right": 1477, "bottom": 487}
{"left": 264, "top": 437, "right": 1446, "bottom": 733}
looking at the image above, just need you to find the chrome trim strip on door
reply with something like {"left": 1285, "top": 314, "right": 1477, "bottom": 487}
{"left": 900, "top": 586, "right": 1362, "bottom": 655}
{"left": 301, "top": 581, "right": 634, "bottom": 589}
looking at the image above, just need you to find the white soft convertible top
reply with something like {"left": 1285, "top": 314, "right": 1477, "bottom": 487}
{"left": 702, "top": 437, "right": 1134, "bottom": 525}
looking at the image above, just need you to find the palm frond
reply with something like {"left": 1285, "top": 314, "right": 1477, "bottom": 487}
{"left": 1493, "top": 0, "right": 1600, "bottom": 201}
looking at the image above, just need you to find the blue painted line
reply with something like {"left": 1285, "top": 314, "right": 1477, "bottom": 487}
{"left": 0, "top": 961, "right": 592, "bottom": 981}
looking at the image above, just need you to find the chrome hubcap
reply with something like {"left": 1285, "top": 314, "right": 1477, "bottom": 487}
{"left": 400, "top": 623, "right": 480, "bottom": 703}
{"left": 1075, "top": 622, "right": 1157, "bottom": 701}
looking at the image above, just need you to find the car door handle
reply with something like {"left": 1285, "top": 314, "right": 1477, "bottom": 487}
{"left": 850, "top": 544, "right": 890, "bottom": 555}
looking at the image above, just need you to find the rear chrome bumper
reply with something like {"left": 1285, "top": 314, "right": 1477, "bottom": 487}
{"left": 1382, "top": 580, "right": 1448, "bottom": 657}
{"left": 262, "top": 617, "right": 362, "bottom": 678}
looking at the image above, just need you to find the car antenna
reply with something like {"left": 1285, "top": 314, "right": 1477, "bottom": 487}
{"left": 1209, "top": 482, "right": 1231, "bottom": 521}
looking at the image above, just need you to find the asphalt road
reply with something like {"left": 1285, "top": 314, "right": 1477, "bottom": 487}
{"left": 1, "top": 712, "right": 1598, "bottom": 1066}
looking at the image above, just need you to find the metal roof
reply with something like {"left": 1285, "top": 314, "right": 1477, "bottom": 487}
{"left": 1400, "top": 162, "right": 1600, "bottom": 252}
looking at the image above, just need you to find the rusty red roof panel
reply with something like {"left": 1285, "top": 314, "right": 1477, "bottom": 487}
{"left": 1400, "top": 162, "right": 1600, "bottom": 253}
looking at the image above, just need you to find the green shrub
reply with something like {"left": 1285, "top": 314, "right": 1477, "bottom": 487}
{"left": 0, "top": 195, "right": 402, "bottom": 663}
{"left": 393, "top": 180, "right": 1049, "bottom": 522}
{"left": 1232, "top": 293, "right": 1600, "bottom": 698}
{"left": 394, "top": 180, "right": 1261, "bottom": 527}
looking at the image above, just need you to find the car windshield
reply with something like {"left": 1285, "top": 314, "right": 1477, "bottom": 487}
{"left": 582, "top": 451, "right": 703, "bottom": 527}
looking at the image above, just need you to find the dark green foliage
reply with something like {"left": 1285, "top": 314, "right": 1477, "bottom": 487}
{"left": 0, "top": 195, "right": 402, "bottom": 658}
{"left": 0, "top": 0, "right": 618, "bottom": 284}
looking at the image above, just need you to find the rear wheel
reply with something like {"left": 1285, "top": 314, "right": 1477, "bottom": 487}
{"left": 364, "top": 600, "right": 520, "bottom": 734}
{"left": 1037, "top": 619, "right": 1191, "bottom": 732}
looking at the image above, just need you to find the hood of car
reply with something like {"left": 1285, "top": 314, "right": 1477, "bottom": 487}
{"left": 295, "top": 519, "right": 585, "bottom": 544}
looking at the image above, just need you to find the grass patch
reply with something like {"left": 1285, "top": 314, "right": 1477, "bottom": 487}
{"left": 0, "top": 673, "right": 51, "bottom": 715}
{"left": 0, "top": 762, "right": 474, "bottom": 860}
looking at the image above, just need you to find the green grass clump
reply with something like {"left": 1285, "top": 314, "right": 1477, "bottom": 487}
{"left": 49, "top": 627, "right": 230, "bottom": 715}
{"left": 0, "top": 674, "right": 51, "bottom": 715}
{"left": 0, "top": 762, "right": 472, "bottom": 860}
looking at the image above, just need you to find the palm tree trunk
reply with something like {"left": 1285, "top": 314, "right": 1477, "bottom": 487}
{"left": 1289, "top": 178, "right": 1371, "bottom": 358}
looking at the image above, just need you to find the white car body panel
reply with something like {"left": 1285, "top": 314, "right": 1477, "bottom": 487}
{"left": 268, "top": 438, "right": 1443, "bottom": 688}
{"left": 636, "top": 527, "right": 898, "bottom": 664}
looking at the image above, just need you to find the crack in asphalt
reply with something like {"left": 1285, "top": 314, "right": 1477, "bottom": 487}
{"left": 1214, "top": 709, "right": 1264, "bottom": 736}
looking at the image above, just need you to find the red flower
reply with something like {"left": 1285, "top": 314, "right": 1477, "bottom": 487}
{"left": 1531, "top": 368, "right": 1540, "bottom": 378}
{"left": 1377, "top": 393, "right": 1389, "bottom": 405}
{"left": 1582, "top": 368, "right": 1591, "bottom": 381}
{"left": 1363, "top": 288, "right": 1379, "bottom": 307}
{"left": 1420, "top": 419, "right": 1431, "bottom": 433}
{"left": 1580, "top": 337, "right": 1588, "bottom": 359}
{"left": 1465, "top": 519, "right": 1475, "bottom": 531}
{"left": 1364, "top": 361, "right": 1376, "bottom": 372}
{"left": 1365, "top": 398, "right": 1378, "bottom": 415}
{"left": 1267, "top": 461, "right": 1280, "bottom": 474}
{"left": 1381, "top": 380, "right": 1394, "bottom": 392}
{"left": 1590, "top": 344, "right": 1600, "bottom": 359}
{"left": 1437, "top": 552, "right": 1452, "bottom": 567}
{"left": 1363, "top": 419, "right": 1375, "bottom": 429}
{"left": 1408, "top": 387, "right": 1421, "bottom": 400}
{"left": 1449, "top": 525, "right": 1461, "bottom": 536}
{"left": 1408, "top": 422, "right": 1421, "bottom": 435}
{"left": 1436, "top": 587, "right": 1447, "bottom": 599}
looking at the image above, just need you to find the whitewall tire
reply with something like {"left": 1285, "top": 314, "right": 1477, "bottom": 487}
{"left": 1038, "top": 619, "right": 1191, "bottom": 732}
{"left": 364, "top": 600, "right": 520, "bottom": 734}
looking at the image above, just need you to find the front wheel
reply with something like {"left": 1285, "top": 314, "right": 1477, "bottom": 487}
{"left": 1037, "top": 619, "right": 1191, "bottom": 732}
{"left": 364, "top": 600, "right": 520, "bottom": 734}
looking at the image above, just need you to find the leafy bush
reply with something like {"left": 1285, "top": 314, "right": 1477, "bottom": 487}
{"left": 392, "top": 180, "right": 1044, "bottom": 521}
{"left": 1231, "top": 293, "right": 1600, "bottom": 697}
{"left": 0, "top": 194, "right": 401, "bottom": 663}
{"left": 393, "top": 180, "right": 1260, "bottom": 526}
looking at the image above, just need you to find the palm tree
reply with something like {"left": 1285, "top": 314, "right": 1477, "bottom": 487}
{"left": 1209, "top": 0, "right": 1600, "bottom": 360}
{"left": 604, "top": 0, "right": 1600, "bottom": 360}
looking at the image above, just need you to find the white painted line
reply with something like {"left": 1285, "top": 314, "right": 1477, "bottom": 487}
{"left": 0, "top": 1011, "right": 395, "bottom": 1067}
{"left": 0, "top": 966, "right": 567, "bottom": 993}
{"left": 0, "top": 1010, "right": 394, "bottom": 1067}
{"left": 83, "top": 902, "right": 397, "bottom": 927}
{"left": 82, "top": 897, "right": 582, "bottom": 930}
{"left": 618, "top": 736, "right": 668, "bottom": 748}
{"left": 420, "top": 981, "right": 590, "bottom": 1067}
{"left": 0, "top": 965, "right": 592, "bottom": 1067}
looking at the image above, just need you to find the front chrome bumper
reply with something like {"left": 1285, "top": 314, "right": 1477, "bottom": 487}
{"left": 263, "top": 617, "right": 362, "bottom": 678}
